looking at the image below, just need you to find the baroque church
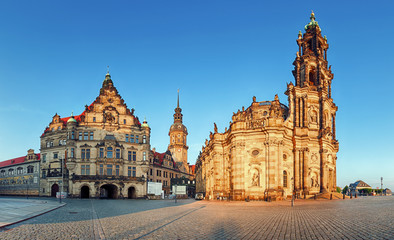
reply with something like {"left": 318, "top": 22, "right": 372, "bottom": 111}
{"left": 195, "top": 13, "right": 339, "bottom": 200}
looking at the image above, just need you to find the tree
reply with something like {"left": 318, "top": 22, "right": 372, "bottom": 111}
{"left": 336, "top": 187, "right": 341, "bottom": 193}
{"left": 342, "top": 185, "right": 348, "bottom": 194}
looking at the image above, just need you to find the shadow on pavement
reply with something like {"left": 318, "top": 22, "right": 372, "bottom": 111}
{"left": 4, "top": 196, "right": 196, "bottom": 226}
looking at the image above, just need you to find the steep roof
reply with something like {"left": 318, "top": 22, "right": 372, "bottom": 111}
{"left": 0, "top": 154, "right": 40, "bottom": 168}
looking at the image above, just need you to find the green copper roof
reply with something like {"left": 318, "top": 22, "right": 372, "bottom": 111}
{"left": 67, "top": 117, "right": 77, "bottom": 123}
{"left": 304, "top": 11, "right": 319, "bottom": 30}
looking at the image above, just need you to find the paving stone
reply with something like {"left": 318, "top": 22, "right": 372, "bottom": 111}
{"left": 0, "top": 196, "right": 393, "bottom": 239}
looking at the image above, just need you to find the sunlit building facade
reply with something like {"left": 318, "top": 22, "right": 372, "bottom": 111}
{"left": 39, "top": 72, "right": 150, "bottom": 198}
{"left": 196, "top": 13, "right": 339, "bottom": 200}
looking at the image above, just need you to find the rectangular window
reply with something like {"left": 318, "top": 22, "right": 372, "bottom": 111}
{"left": 128, "top": 151, "right": 131, "bottom": 161}
{"left": 71, "top": 131, "right": 75, "bottom": 139}
{"left": 93, "top": 117, "right": 96, "bottom": 122}
{"left": 132, "top": 167, "right": 136, "bottom": 177}
{"left": 90, "top": 132, "right": 94, "bottom": 140}
{"left": 136, "top": 135, "right": 139, "bottom": 143}
{"left": 132, "top": 151, "right": 136, "bottom": 161}
{"left": 124, "top": 119, "right": 126, "bottom": 124}
{"left": 143, "top": 135, "right": 146, "bottom": 144}
{"left": 143, "top": 152, "right": 146, "bottom": 161}
{"left": 86, "top": 165, "right": 90, "bottom": 175}
{"left": 116, "top": 149, "right": 120, "bottom": 159}
{"left": 42, "top": 154, "right": 47, "bottom": 163}
{"left": 81, "top": 165, "right": 85, "bottom": 175}
{"left": 79, "top": 132, "right": 82, "bottom": 140}
{"left": 128, "top": 166, "right": 132, "bottom": 177}
{"left": 107, "top": 164, "right": 112, "bottom": 175}
{"left": 54, "top": 152, "right": 58, "bottom": 159}
{"left": 86, "top": 149, "right": 90, "bottom": 159}
{"left": 99, "top": 148, "right": 104, "bottom": 158}
{"left": 84, "top": 132, "right": 88, "bottom": 140}
{"left": 130, "top": 135, "right": 134, "bottom": 143}
{"left": 150, "top": 169, "right": 153, "bottom": 176}
{"left": 116, "top": 165, "right": 120, "bottom": 176}
{"left": 71, "top": 148, "right": 75, "bottom": 158}
{"left": 107, "top": 147, "right": 113, "bottom": 158}
{"left": 125, "top": 134, "right": 129, "bottom": 142}
{"left": 99, "top": 164, "right": 104, "bottom": 175}
{"left": 81, "top": 149, "right": 85, "bottom": 159}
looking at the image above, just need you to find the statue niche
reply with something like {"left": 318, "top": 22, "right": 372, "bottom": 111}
{"left": 251, "top": 169, "right": 260, "bottom": 187}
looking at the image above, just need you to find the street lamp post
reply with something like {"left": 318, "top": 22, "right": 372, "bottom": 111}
{"left": 381, "top": 177, "right": 383, "bottom": 196}
{"left": 175, "top": 184, "right": 177, "bottom": 203}
{"left": 59, "top": 155, "right": 64, "bottom": 204}
{"left": 26, "top": 177, "right": 29, "bottom": 199}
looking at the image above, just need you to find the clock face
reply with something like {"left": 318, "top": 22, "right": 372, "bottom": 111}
{"left": 177, "top": 149, "right": 181, "bottom": 152}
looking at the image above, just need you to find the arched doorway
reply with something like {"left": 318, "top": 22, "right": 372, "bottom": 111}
{"left": 81, "top": 186, "right": 90, "bottom": 198}
{"left": 128, "top": 187, "right": 136, "bottom": 199}
{"left": 100, "top": 184, "right": 118, "bottom": 199}
{"left": 51, "top": 184, "right": 59, "bottom": 197}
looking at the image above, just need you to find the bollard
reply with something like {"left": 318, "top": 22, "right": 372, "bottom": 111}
{"left": 343, "top": 193, "right": 345, "bottom": 199}
{"left": 330, "top": 193, "right": 332, "bottom": 200}
{"left": 350, "top": 193, "right": 352, "bottom": 199}
{"left": 355, "top": 193, "right": 357, "bottom": 198}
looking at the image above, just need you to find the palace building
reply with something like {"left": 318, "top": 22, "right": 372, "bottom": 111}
{"left": 39, "top": 72, "right": 150, "bottom": 198}
{"left": 195, "top": 13, "right": 339, "bottom": 201}
{"left": 0, "top": 150, "right": 40, "bottom": 196}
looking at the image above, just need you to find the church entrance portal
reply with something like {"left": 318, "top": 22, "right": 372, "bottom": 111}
{"left": 128, "top": 187, "right": 136, "bottom": 199}
{"left": 51, "top": 184, "right": 59, "bottom": 197}
{"left": 81, "top": 186, "right": 90, "bottom": 198}
{"left": 100, "top": 184, "right": 118, "bottom": 199}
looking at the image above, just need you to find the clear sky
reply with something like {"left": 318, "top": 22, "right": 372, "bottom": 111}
{"left": 0, "top": 1, "right": 393, "bottom": 190}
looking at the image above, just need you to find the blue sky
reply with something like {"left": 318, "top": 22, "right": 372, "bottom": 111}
{"left": 0, "top": 1, "right": 393, "bottom": 190}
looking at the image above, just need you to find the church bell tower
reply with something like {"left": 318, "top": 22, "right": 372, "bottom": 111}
{"left": 168, "top": 90, "right": 189, "bottom": 172}
{"left": 286, "top": 12, "right": 339, "bottom": 194}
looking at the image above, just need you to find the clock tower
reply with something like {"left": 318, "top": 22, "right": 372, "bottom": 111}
{"left": 168, "top": 90, "right": 189, "bottom": 172}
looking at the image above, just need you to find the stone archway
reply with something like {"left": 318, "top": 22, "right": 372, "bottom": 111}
{"left": 100, "top": 184, "right": 118, "bottom": 199}
{"left": 51, "top": 184, "right": 59, "bottom": 197}
{"left": 81, "top": 186, "right": 90, "bottom": 198}
{"left": 128, "top": 187, "right": 136, "bottom": 199}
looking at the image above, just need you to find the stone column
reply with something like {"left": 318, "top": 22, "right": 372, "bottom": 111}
{"left": 320, "top": 150, "right": 328, "bottom": 193}
{"left": 294, "top": 149, "right": 300, "bottom": 191}
{"left": 303, "top": 97, "right": 308, "bottom": 128}
{"left": 303, "top": 149, "right": 309, "bottom": 193}
{"left": 295, "top": 98, "right": 299, "bottom": 127}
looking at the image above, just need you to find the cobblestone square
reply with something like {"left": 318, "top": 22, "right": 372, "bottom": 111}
{"left": 0, "top": 196, "right": 393, "bottom": 240}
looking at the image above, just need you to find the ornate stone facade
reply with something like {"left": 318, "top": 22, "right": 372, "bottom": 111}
{"left": 0, "top": 149, "right": 40, "bottom": 196}
{"left": 39, "top": 72, "right": 150, "bottom": 198}
{"left": 196, "top": 13, "right": 339, "bottom": 201}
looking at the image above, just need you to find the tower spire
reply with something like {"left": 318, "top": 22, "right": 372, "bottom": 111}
{"left": 177, "top": 89, "right": 180, "bottom": 108}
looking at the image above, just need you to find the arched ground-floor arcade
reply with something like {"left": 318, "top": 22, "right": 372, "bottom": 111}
{"left": 67, "top": 180, "right": 146, "bottom": 199}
